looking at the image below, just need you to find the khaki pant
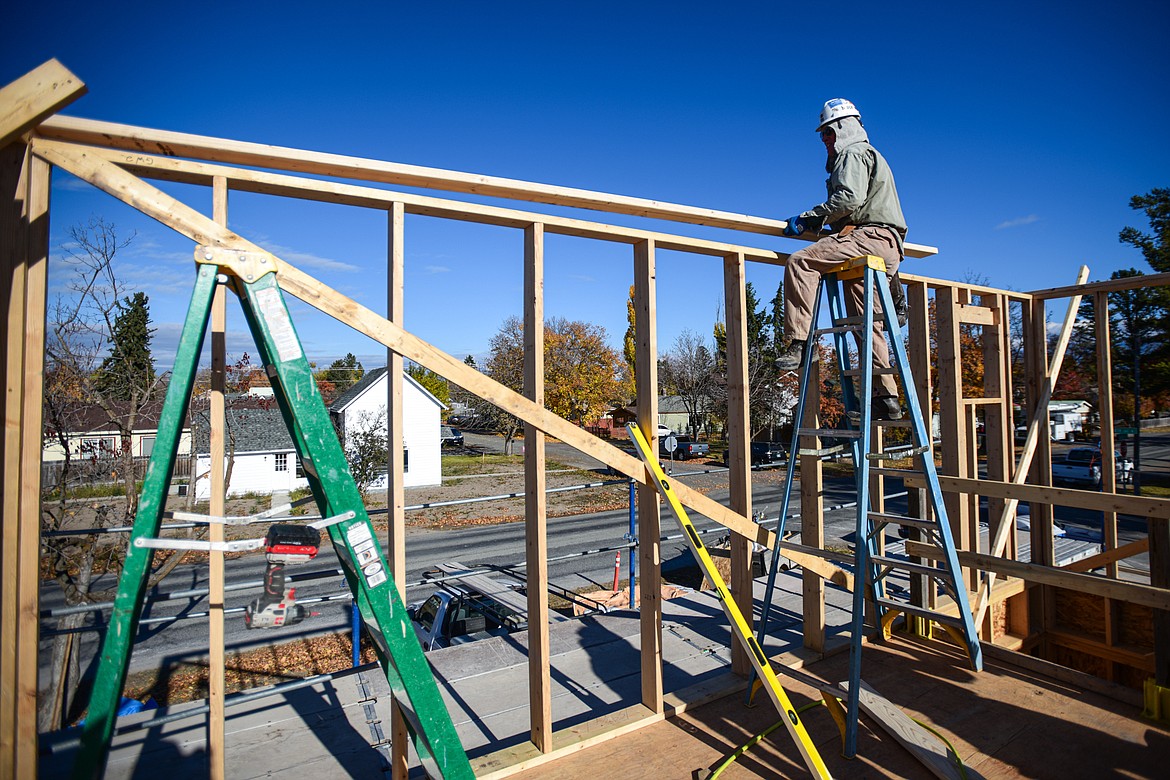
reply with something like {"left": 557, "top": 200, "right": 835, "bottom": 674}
{"left": 784, "top": 225, "right": 902, "bottom": 398}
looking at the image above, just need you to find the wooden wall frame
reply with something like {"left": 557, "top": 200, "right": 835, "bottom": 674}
{"left": 3, "top": 61, "right": 1168, "bottom": 777}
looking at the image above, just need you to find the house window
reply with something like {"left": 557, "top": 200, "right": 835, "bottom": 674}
{"left": 80, "top": 436, "right": 118, "bottom": 455}
{"left": 295, "top": 457, "right": 305, "bottom": 479}
{"left": 141, "top": 436, "right": 155, "bottom": 457}
{"left": 404, "top": 447, "right": 409, "bottom": 473}
{"left": 275, "top": 453, "right": 288, "bottom": 472}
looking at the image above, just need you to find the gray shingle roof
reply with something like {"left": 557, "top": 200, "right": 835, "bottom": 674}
{"left": 329, "top": 367, "right": 387, "bottom": 414}
{"left": 191, "top": 398, "right": 297, "bottom": 455}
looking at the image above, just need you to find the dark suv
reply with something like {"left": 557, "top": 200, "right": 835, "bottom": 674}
{"left": 723, "top": 442, "right": 786, "bottom": 466}
{"left": 440, "top": 425, "right": 464, "bottom": 448}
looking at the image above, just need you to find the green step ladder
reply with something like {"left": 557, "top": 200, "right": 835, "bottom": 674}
{"left": 757, "top": 255, "right": 983, "bottom": 759}
{"left": 72, "top": 258, "right": 474, "bottom": 779}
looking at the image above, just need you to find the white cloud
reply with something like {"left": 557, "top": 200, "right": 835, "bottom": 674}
{"left": 995, "top": 215, "right": 1040, "bottom": 230}
{"left": 424, "top": 265, "right": 451, "bottom": 274}
{"left": 244, "top": 235, "right": 361, "bottom": 273}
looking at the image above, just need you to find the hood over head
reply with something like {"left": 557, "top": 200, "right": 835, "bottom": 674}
{"left": 824, "top": 115, "right": 869, "bottom": 168}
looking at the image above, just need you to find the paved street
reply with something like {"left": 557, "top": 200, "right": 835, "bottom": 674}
{"left": 39, "top": 430, "right": 1169, "bottom": 687}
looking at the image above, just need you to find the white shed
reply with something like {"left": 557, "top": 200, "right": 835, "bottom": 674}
{"left": 329, "top": 367, "right": 445, "bottom": 489}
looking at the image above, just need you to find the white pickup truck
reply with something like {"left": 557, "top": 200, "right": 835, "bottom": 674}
{"left": 407, "top": 563, "right": 529, "bottom": 651}
{"left": 1051, "top": 447, "right": 1133, "bottom": 489}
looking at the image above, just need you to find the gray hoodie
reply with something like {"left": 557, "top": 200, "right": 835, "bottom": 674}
{"left": 800, "top": 116, "right": 907, "bottom": 249}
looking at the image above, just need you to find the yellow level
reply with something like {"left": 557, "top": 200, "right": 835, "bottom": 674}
{"left": 626, "top": 423, "right": 833, "bottom": 780}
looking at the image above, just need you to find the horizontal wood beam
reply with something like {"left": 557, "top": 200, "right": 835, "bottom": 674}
{"left": 1046, "top": 628, "right": 1155, "bottom": 671}
{"left": 1060, "top": 537, "right": 1150, "bottom": 573}
{"left": 31, "top": 140, "right": 786, "bottom": 264}
{"left": 904, "top": 473, "right": 1170, "bottom": 520}
{"left": 0, "top": 60, "right": 86, "bottom": 149}
{"left": 1029, "top": 271, "right": 1170, "bottom": 300}
{"left": 895, "top": 272, "right": 1032, "bottom": 301}
{"left": 37, "top": 114, "right": 943, "bottom": 258}
{"left": 957, "top": 304, "right": 999, "bottom": 326}
{"left": 906, "top": 541, "right": 1170, "bottom": 611}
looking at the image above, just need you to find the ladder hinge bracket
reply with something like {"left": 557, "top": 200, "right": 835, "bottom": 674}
{"left": 195, "top": 244, "right": 277, "bottom": 283}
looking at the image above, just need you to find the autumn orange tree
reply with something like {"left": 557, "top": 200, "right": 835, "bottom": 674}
{"left": 477, "top": 315, "right": 628, "bottom": 451}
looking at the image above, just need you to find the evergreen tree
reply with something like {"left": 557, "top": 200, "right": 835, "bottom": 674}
{"left": 94, "top": 292, "right": 155, "bottom": 401}
{"left": 1120, "top": 188, "right": 1170, "bottom": 272}
{"left": 317, "top": 352, "right": 365, "bottom": 392}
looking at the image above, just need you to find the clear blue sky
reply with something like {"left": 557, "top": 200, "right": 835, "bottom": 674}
{"left": 4, "top": 2, "right": 1169, "bottom": 373}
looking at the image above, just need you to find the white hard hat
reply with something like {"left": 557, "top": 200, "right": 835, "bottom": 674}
{"left": 817, "top": 98, "right": 861, "bottom": 131}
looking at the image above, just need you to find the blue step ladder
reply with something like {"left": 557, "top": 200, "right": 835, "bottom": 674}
{"left": 757, "top": 255, "right": 983, "bottom": 758}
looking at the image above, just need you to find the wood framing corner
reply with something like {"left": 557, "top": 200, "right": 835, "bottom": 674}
{"left": 0, "top": 60, "right": 86, "bottom": 149}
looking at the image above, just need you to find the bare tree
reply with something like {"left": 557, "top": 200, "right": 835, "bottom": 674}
{"left": 659, "top": 330, "right": 716, "bottom": 437}
{"left": 39, "top": 218, "right": 192, "bottom": 729}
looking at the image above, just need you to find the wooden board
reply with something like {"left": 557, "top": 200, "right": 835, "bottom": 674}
{"left": 839, "top": 680, "right": 979, "bottom": 780}
{"left": 0, "top": 60, "right": 86, "bottom": 149}
{"left": 37, "top": 115, "right": 941, "bottom": 258}
{"left": 906, "top": 541, "right": 1170, "bottom": 612}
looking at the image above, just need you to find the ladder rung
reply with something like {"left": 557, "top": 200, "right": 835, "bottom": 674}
{"left": 798, "top": 428, "right": 861, "bottom": 439}
{"left": 815, "top": 325, "right": 861, "bottom": 336}
{"left": 832, "top": 315, "right": 865, "bottom": 326}
{"left": 852, "top": 418, "right": 913, "bottom": 429}
{"left": 866, "top": 444, "right": 930, "bottom": 462}
{"left": 133, "top": 537, "right": 265, "bottom": 553}
{"left": 871, "top": 554, "right": 945, "bottom": 579}
{"left": 843, "top": 367, "right": 896, "bottom": 376}
{"left": 869, "top": 467, "right": 920, "bottom": 479}
{"left": 868, "top": 511, "right": 936, "bottom": 531}
{"left": 874, "top": 598, "right": 966, "bottom": 629}
{"left": 797, "top": 444, "right": 851, "bottom": 458}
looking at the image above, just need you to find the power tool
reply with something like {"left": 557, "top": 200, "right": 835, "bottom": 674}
{"left": 244, "top": 523, "right": 321, "bottom": 629}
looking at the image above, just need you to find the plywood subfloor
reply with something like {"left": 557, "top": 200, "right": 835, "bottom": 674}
{"left": 510, "top": 638, "right": 1170, "bottom": 779}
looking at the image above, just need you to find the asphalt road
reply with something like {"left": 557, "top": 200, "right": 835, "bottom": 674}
{"left": 38, "top": 459, "right": 862, "bottom": 684}
{"left": 39, "top": 431, "right": 1170, "bottom": 684}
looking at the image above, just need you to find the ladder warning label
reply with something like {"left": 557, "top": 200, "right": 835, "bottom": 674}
{"left": 254, "top": 287, "right": 303, "bottom": 363}
{"left": 346, "top": 522, "right": 388, "bottom": 588}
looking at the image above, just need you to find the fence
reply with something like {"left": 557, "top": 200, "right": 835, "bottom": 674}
{"left": 41, "top": 454, "right": 193, "bottom": 491}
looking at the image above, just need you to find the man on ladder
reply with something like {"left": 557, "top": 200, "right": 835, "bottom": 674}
{"left": 777, "top": 97, "right": 908, "bottom": 420}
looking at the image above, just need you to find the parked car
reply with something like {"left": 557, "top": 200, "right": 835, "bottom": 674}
{"left": 659, "top": 434, "right": 709, "bottom": 460}
{"left": 657, "top": 424, "right": 673, "bottom": 439}
{"left": 440, "top": 425, "right": 464, "bottom": 448}
{"left": 1052, "top": 446, "right": 1132, "bottom": 489}
{"left": 723, "top": 442, "right": 786, "bottom": 466}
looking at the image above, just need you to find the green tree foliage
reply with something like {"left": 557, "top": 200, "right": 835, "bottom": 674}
{"left": 407, "top": 362, "right": 450, "bottom": 406}
{"left": 315, "top": 352, "right": 364, "bottom": 404}
{"left": 93, "top": 291, "right": 156, "bottom": 401}
{"left": 711, "top": 281, "right": 806, "bottom": 438}
{"left": 1120, "top": 188, "right": 1170, "bottom": 272}
{"left": 317, "top": 352, "right": 364, "bottom": 390}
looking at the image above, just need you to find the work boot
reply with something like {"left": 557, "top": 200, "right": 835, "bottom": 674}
{"left": 781, "top": 341, "right": 819, "bottom": 371}
{"left": 875, "top": 395, "right": 903, "bottom": 420}
{"left": 776, "top": 342, "right": 806, "bottom": 372}
{"left": 849, "top": 395, "right": 903, "bottom": 423}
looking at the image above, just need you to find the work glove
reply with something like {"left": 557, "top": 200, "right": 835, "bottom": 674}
{"left": 783, "top": 216, "right": 806, "bottom": 236}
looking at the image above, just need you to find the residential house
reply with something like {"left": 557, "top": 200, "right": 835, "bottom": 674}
{"left": 42, "top": 399, "right": 190, "bottom": 463}
{"left": 192, "top": 398, "right": 307, "bottom": 500}
{"left": 329, "top": 367, "right": 445, "bottom": 489}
